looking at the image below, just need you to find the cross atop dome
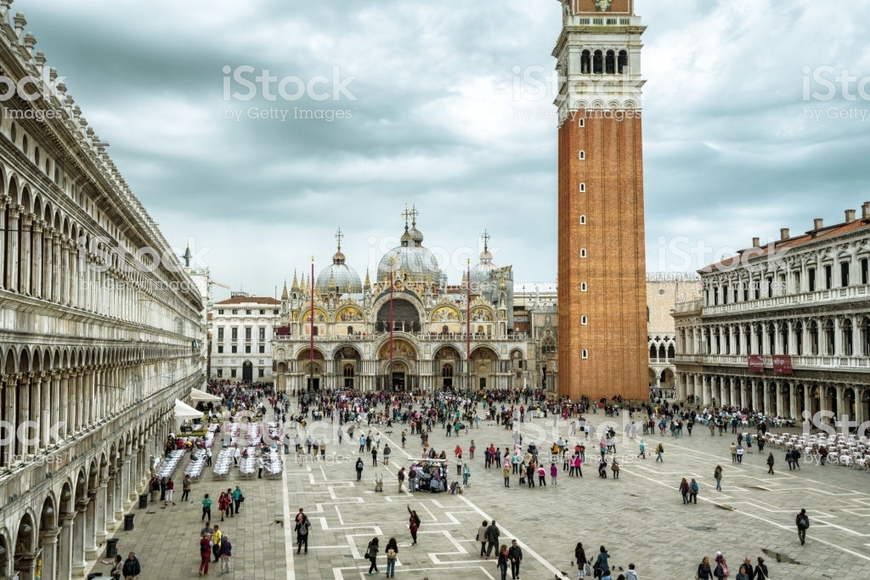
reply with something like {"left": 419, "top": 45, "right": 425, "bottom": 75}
{"left": 482, "top": 229, "right": 491, "bottom": 252}
{"left": 335, "top": 227, "right": 344, "bottom": 251}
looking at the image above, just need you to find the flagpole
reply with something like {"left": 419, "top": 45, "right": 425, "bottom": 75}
{"left": 310, "top": 256, "right": 314, "bottom": 392}
{"left": 389, "top": 256, "right": 394, "bottom": 393}
{"left": 466, "top": 258, "right": 471, "bottom": 398}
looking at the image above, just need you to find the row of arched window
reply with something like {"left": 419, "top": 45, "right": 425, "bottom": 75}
{"left": 580, "top": 49, "right": 629, "bottom": 75}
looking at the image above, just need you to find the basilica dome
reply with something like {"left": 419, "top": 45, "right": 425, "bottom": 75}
{"left": 376, "top": 224, "right": 441, "bottom": 285}
{"left": 316, "top": 247, "right": 363, "bottom": 295}
{"left": 470, "top": 233, "right": 497, "bottom": 287}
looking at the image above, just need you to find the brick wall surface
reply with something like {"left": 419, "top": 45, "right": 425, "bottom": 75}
{"left": 558, "top": 111, "right": 648, "bottom": 401}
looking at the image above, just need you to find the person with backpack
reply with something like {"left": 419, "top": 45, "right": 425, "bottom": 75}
{"left": 714, "top": 465, "right": 723, "bottom": 491}
{"left": 679, "top": 477, "right": 690, "bottom": 504}
{"left": 796, "top": 508, "right": 810, "bottom": 545}
{"left": 295, "top": 512, "right": 311, "bottom": 554}
{"left": 385, "top": 537, "right": 399, "bottom": 578}
{"left": 689, "top": 478, "right": 699, "bottom": 503}
{"left": 407, "top": 505, "right": 421, "bottom": 545}
{"left": 655, "top": 442, "right": 664, "bottom": 462}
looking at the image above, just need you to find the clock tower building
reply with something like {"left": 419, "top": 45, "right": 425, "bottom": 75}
{"left": 553, "top": 0, "right": 648, "bottom": 401}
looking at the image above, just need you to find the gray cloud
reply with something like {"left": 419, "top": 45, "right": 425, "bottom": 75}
{"left": 16, "top": 0, "right": 870, "bottom": 296}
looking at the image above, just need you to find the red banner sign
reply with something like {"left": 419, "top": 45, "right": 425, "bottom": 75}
{"left": 772, "top": 354, "right": 793, "bottom": 375}
{"left": 748, "top": 355, "right": 764, "bottom": 373}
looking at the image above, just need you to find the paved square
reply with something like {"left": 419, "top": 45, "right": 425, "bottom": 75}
{"left": 99, "top": 407, "right": 870, "bottom": 579}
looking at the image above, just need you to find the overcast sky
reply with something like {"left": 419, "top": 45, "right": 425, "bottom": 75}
{"left": 17, "top": 0, "right": 870, "bottom": 300}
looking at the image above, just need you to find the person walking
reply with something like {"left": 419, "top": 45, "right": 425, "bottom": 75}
{"left": 550, "top": 462, "right": 558, "bottom": 486}
{"left": 754, "top": 556, "right": 769, "bottom": 580}
{"left": 371, "top": 446, "right": 378, "bottom": 466}
{"left": 198, "top": 535, "right": 211, "bottom": 578}
{"left": 463, "top": 463, "right": 471, "bottom": 487}
{"left": 655, "top": 442, "right": 664, "bottom": 462}
{"left": 165, "top": 477, "right": 175, "bottom": 505}
{"left": 714, "top": 465, "right": 723, "bottom": 491}
{"left": 696, "top": 556, "right": 713, "bottom": 580}
{"left": 477, "top": 520, "right": 489, "bottom": 558}
{"left": 122, "top": 551, "right": 141, "bottom": 579}
{"left": 181, "top": 475, "right": 192, "bottom": 502}
{"left": 257, "top": 455, "right": 265, "bottom": 479}
{"left": 385, "top": 537, "right": 399, "bottom": 578}
{"left": 796, "top": 508, "right": 810, "bottom": 545}
{"left": 356, "top": 457, "right": 364, "bottom": 481}
{"left": 211, "top": 524, "right": 222, "bottom": 563}
{"left": 201, "top": 493, "right": 212, "bottom": 524}
{"left": 637, "top": 440, "right": 645, "bottom": 459}
{"left": 507, "top": 539, "right": 523, "bottom": 580}
{"left": 485, "top": 520, "right": 500, "bottom": 558}
{"left": 496, "top": 544, "right": 509, "bottom": 580}
{"left": 295, "top": 512, "right": 311, "bottom": 554}
{"left": 503, "top": 461, "right": 511, "bottom": 487}
{"left": 383, "top": 444, "right": 391, "bottom": 465}
{"left": 219, "top": 534, "right": 232, "bottom": 575}
{"left": 365, "top": 537, "right": 380, "bottom": 575}
{"left": 611, "top": 458, "right": 620, "bottom": 479}
{"left": 397, "top": 467, "right": 406, "bottom": 492}
{"left": 679, "top": 477, "right": 690, "bottom": 504}
{"left": 574, "top": 542, "right": 588, "bottom": 579}
{"left": 407, "top": 505, "right": 421, "bottom": 545}
{"left": 767, "top": 452, "right": 775, "bottom": 475}
{"left": 730, "top": 442, "right": 737, "bottom": 463}
{"left": 232, "top": 486, "right": 243, "bottom": 514}
{"left": 736, "top": 444, "right": 744, "bottom": 463}
{"left": 689, "top": 478, "right": 699, "bottom": 503}
{"left": 218, "top": 492, "right": 229, "bottom": 522}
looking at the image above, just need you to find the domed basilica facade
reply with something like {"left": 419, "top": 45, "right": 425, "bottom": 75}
{"left": 271, "top": 209, "right": 534, "bottom": 393}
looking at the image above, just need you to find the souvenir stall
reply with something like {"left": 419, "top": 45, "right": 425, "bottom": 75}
{"left": 410, "top": 459, "right": 450, "bottom": 493}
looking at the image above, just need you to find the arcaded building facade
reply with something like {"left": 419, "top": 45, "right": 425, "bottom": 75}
{"left": 0, "top": 4, "right": 203, "bottom": 578}
{"left": 674, "top": 205, "right": 870, "bottom": 424}
{"left": 554, "top": 0, "right": 649, "bottom": 401}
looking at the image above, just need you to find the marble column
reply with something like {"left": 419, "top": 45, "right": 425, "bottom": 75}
{"left": 5, "top": 205, "right": 21, "bottom": 292}
{"left": 30, "top": 373, "right": 42, "bottom": 455}
{"left": 43, "top": 226, "right": 54, "bottom": 301}
{"left": 19, "top": 212, "right": 32, "bottom": 295}
{"left": 0, "top": 196, "right": 6, "bottom": 290}
{"left": 39, "top": 527, "right": 59, "bottom": 580}
{"left": 52, "top": 231, "right": 62, "bottom": 303}
{"left": 17, "top": 374, "right": 31, "bottom": 457}
{"left": 57, "top": 513, "right": 74, "bottom": 580}
{"left": 95, "top": 480, "right": 108, "bottom": 546}
{"left": 71, "top": 504, "right": 87, "bottom": 577}
{"left": 85, "top": 492, "right": 98, "bottom": 560}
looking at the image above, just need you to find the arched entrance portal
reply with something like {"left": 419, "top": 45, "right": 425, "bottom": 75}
{"left": 434, "top": 346, "right": 461, "bottom": 392}
{"left": 377, "top": 339, "right": 418, "bottom": 391}
{"left": 297, "top": 349, "right": 324, "bottom": 391}
{"left": 242, "top": 360, "right": 253, "bottom": 382}
{"left": 470, "top": 346, "right": 498, "bottom": 392}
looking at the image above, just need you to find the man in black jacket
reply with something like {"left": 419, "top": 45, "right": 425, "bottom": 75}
{"left": 507, "top": 539, "right": 523, "bottom": 580}
{"left": 485, "top": 520, "right": 500, "bottom": 558}
{"left": 122, "top": 552, "right": 141, "bottom": 578}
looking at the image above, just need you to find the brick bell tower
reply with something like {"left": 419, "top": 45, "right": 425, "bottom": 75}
{"left": 554, "top": 0, "right": 648, "bottom": 402}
